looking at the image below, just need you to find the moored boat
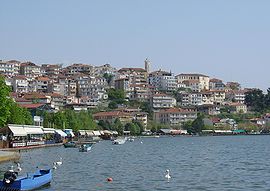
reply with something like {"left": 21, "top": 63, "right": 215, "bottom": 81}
{"left": 63, "top": 141, "right": 76, "bottom": 148}
{"left": 112, "top": 137, "right": 127, "bottom": 145}
{"left": 0, "top": 169, "right": 52, "bottom": 191}
{"left": 79, "top": 144, "right": 92, "bottom": 152}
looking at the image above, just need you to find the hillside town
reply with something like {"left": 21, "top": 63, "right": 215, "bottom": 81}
{"left": 0, "top": 58, "right": 269, "bottom": 139}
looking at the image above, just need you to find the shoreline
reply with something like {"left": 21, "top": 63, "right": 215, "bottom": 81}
{"left": 0, "top": 143, "right": 63, "bottom": 164}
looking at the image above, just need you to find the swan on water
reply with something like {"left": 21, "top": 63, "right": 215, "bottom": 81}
{"left": 165, "top": 169, "right": 171, "bottom": 180}
{"left": 56, "top": 157, "right": 63, "bottom": 166}
{"left": 53, "top": 162, "right": 57, "bottom": 170}
{"left": 16, "top": 162, "right": 22, "bottom": 172}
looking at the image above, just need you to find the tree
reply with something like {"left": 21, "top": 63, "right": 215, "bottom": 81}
{"left": 107, "top": 88, "right": 125, "bottom": 100}
{"left": 103, "top": 73, "right": 114, "bottom": 85}
{"left": 125, "top": 122, "right": 140, "bottom": 135}
{"left": 7, "top": 102, "right": 33, "bottom": 125}
{"left": 245, "top": 89, "right": 266, "bottom": 112}
{"left": 0, "top": 75, "right": 12, "bottom": 127}
{"left": 113, "top": 118, "right": 124, "bottom": 135}
{"left": 187, "top": 113, "right": 205, "bottom": 134}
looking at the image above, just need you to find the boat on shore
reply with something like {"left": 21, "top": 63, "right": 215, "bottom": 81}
{"left": 63, "top": 141, "right": 76, "bottom": 148}
{"left": 0, "top": 169, "right": 52, "bottom": 191}
{"left": 79, "top": 144, "right": 92, "bottom": 152}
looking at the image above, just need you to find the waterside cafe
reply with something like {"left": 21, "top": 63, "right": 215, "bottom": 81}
{"left": 0, "top": 124, "right": 67, "bottom": 148}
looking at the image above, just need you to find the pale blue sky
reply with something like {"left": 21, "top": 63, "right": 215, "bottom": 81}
{"left": 0, "top": 0, "right": 269, "bottom": 90}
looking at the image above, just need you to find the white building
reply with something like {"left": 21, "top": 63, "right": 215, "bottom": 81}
{"left": 12, "top": 75, "right": 29, "bottom": 93}
{"left": 176, "top": 73, "right": 210, "bottom": 91}
{"left": 151, "top": 93, "right": 176, "bottom": 109}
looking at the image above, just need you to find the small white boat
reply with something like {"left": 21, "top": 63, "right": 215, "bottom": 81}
{"left": 112, "top": 138, "right": 126, "bottom": 145}
{"left": 79, "top": 144, "right": 92, "bottom": 152}
{"left": 127, "top": 137, "right": 135, "bottom": 142}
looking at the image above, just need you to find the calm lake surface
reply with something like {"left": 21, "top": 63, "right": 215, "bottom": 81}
{"left": 1, "top": 135, "right": 270, "bottom": 191}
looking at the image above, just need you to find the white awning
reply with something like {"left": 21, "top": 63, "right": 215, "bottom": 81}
{"left": 78, "top": 130, "right": 86, "bottom": 136}
{"left": 55, "top": 129, "right": 67, "bottom": 137}
{"left": 103, "top": 130, "right": 113, "bottom": 134}
{"left": 42, "top": 128, "right": 55, "bottom": 134}
{"left": 24, "top": 127, "right": 44, "bottom": 135}
{"left": 85, "top": 130, "right": 94, "bottom": 136}
{"left": 9, "top": 125, "right": 27, "bottom": 137}
{"left": 93, "top": 131, "right": 101, "bottom": 136}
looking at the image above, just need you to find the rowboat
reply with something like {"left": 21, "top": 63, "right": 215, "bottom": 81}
{"left": 0, "top": 169, "right": 52, "bottom": 191}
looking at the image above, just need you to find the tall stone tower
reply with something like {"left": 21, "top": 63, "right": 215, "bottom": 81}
{"left": 144, "top": 58, "right": 150, "bottom": 73}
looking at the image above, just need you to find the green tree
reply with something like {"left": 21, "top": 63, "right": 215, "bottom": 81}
{"left": 107, "top": 88, "right": 125, "bottom": 100}
{"left": 7, "top": 102, "right": 33, "bottom": 125}
{"left": 125, "top": 122, "right": 140, "bottom": 135}
{"left": 103, "top": 73, "right": 114, "bottom": 85}
{"left": 112, "top": 118, "right": 124, "bottom": 135}
{"left": 0, "top": 75, "right": 12, "bottom": 127}
{"left": 187, "top": 113, "right": 205, "bottom": 134}
{"left": 245, "top": 89, "right": 265, "bottom": 112}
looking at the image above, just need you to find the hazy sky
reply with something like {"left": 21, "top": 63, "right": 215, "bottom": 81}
{"left": 0, "top": 0, "right": 269, "bottom": 90}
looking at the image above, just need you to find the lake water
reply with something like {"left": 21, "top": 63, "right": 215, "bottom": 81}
{"left": 1, "top": 135, "right": 270, "bottom": 191}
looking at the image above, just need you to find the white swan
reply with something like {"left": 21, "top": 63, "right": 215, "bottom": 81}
{"left": 165, "top": 169, "right": 171, "bottom": 180}
{"left": 16, "top": 162, "right": 22, "bottom": 172}
{"left": 53, "top": 162, "right": 57, "bottom": 170}
{"left": 56, "top": 157, "right": 62, "bottom": 166}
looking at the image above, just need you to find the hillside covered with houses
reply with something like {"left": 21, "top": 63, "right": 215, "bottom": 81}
{"left": 0, "top": 58, "right": 270, "bottom": 135}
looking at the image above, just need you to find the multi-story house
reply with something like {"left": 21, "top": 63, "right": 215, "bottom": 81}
{"left": 148, "top": 70, "right": 177, "bottom": 92}
{"left": 226, "top": 90, "right": 247, "bottom": 104}
{"left": 34, "top": 76, "right": 51, "bottom": 93}
{"left": 197, "top": 104, "right": 220, "bottom": 115}
{"left": 92, "top": 64, "right": 117, "bottom": 76}
{"left": 63, "top": 63, "right": 93, "bottom": 75}
{"left": 45, "top": 93, "right": 65, "bottom": 111}
{"left": 153, "top": 107, "right": 197, "bottom": 126}
{"left": 210, "top": 90, "right": 226, "bottom": 105}
{"left": 151, "top": 93, "right": 176, "bottom": 109}
{"left": 115, "top": 78, "right": 130, "bottom": 92}
{"left": 182, "top": 92, "right": 203, "bottom": 106}
{"left": 93, "top": 111, "right": 133, "bottom": 124}
{"left": 117, "top": 68, "right": 147, "bottom": 84}
{"left": 181, "top": 91, "right": 216, "bottom": 106}
{"left": 176, "top": 73, "right": 210, "bottom": 91}
{"left": 0, "top": 60, "right": 21, "bottom": 77}
{"left": 20, "top": 62, "right": 41, "bottom": 79}
{"left": 115, "top": 68, "right": 148, "bottom": 100}
{"left": 182, "top": 80, "right": 201, "bottom": 92}
{"left": 41, "top": 64, "right": 62, "bottom": 78}
{"left": 209, "top": 78, "right": 225, "bottom": 90}
{"left": 12, "top": 75, "right": 29, "bottom": 93}
{"left": 129, "top": 84, "right": 149, "bottom": 101}
{"left": 227, "top": 102, "right": 247, "bottom": 113}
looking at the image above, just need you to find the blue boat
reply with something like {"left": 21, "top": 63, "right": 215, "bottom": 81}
{"left": 0, "top": 169, "right": 52, "bottom": 191}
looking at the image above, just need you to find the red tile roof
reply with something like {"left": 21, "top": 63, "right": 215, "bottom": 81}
{"left": 19, "top": 103, "right": 44, "bottom": 109}
{"left": 36, "top": 77, "right": 50, "bottom": 81}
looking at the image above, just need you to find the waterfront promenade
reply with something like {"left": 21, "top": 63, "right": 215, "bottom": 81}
{"left": 0, "top": 143, "right": 63, "bottom": 163}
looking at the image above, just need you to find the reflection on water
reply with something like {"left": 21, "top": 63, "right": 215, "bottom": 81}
{"left": 1, "top": 136, "right": 270, "bottom": 191}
